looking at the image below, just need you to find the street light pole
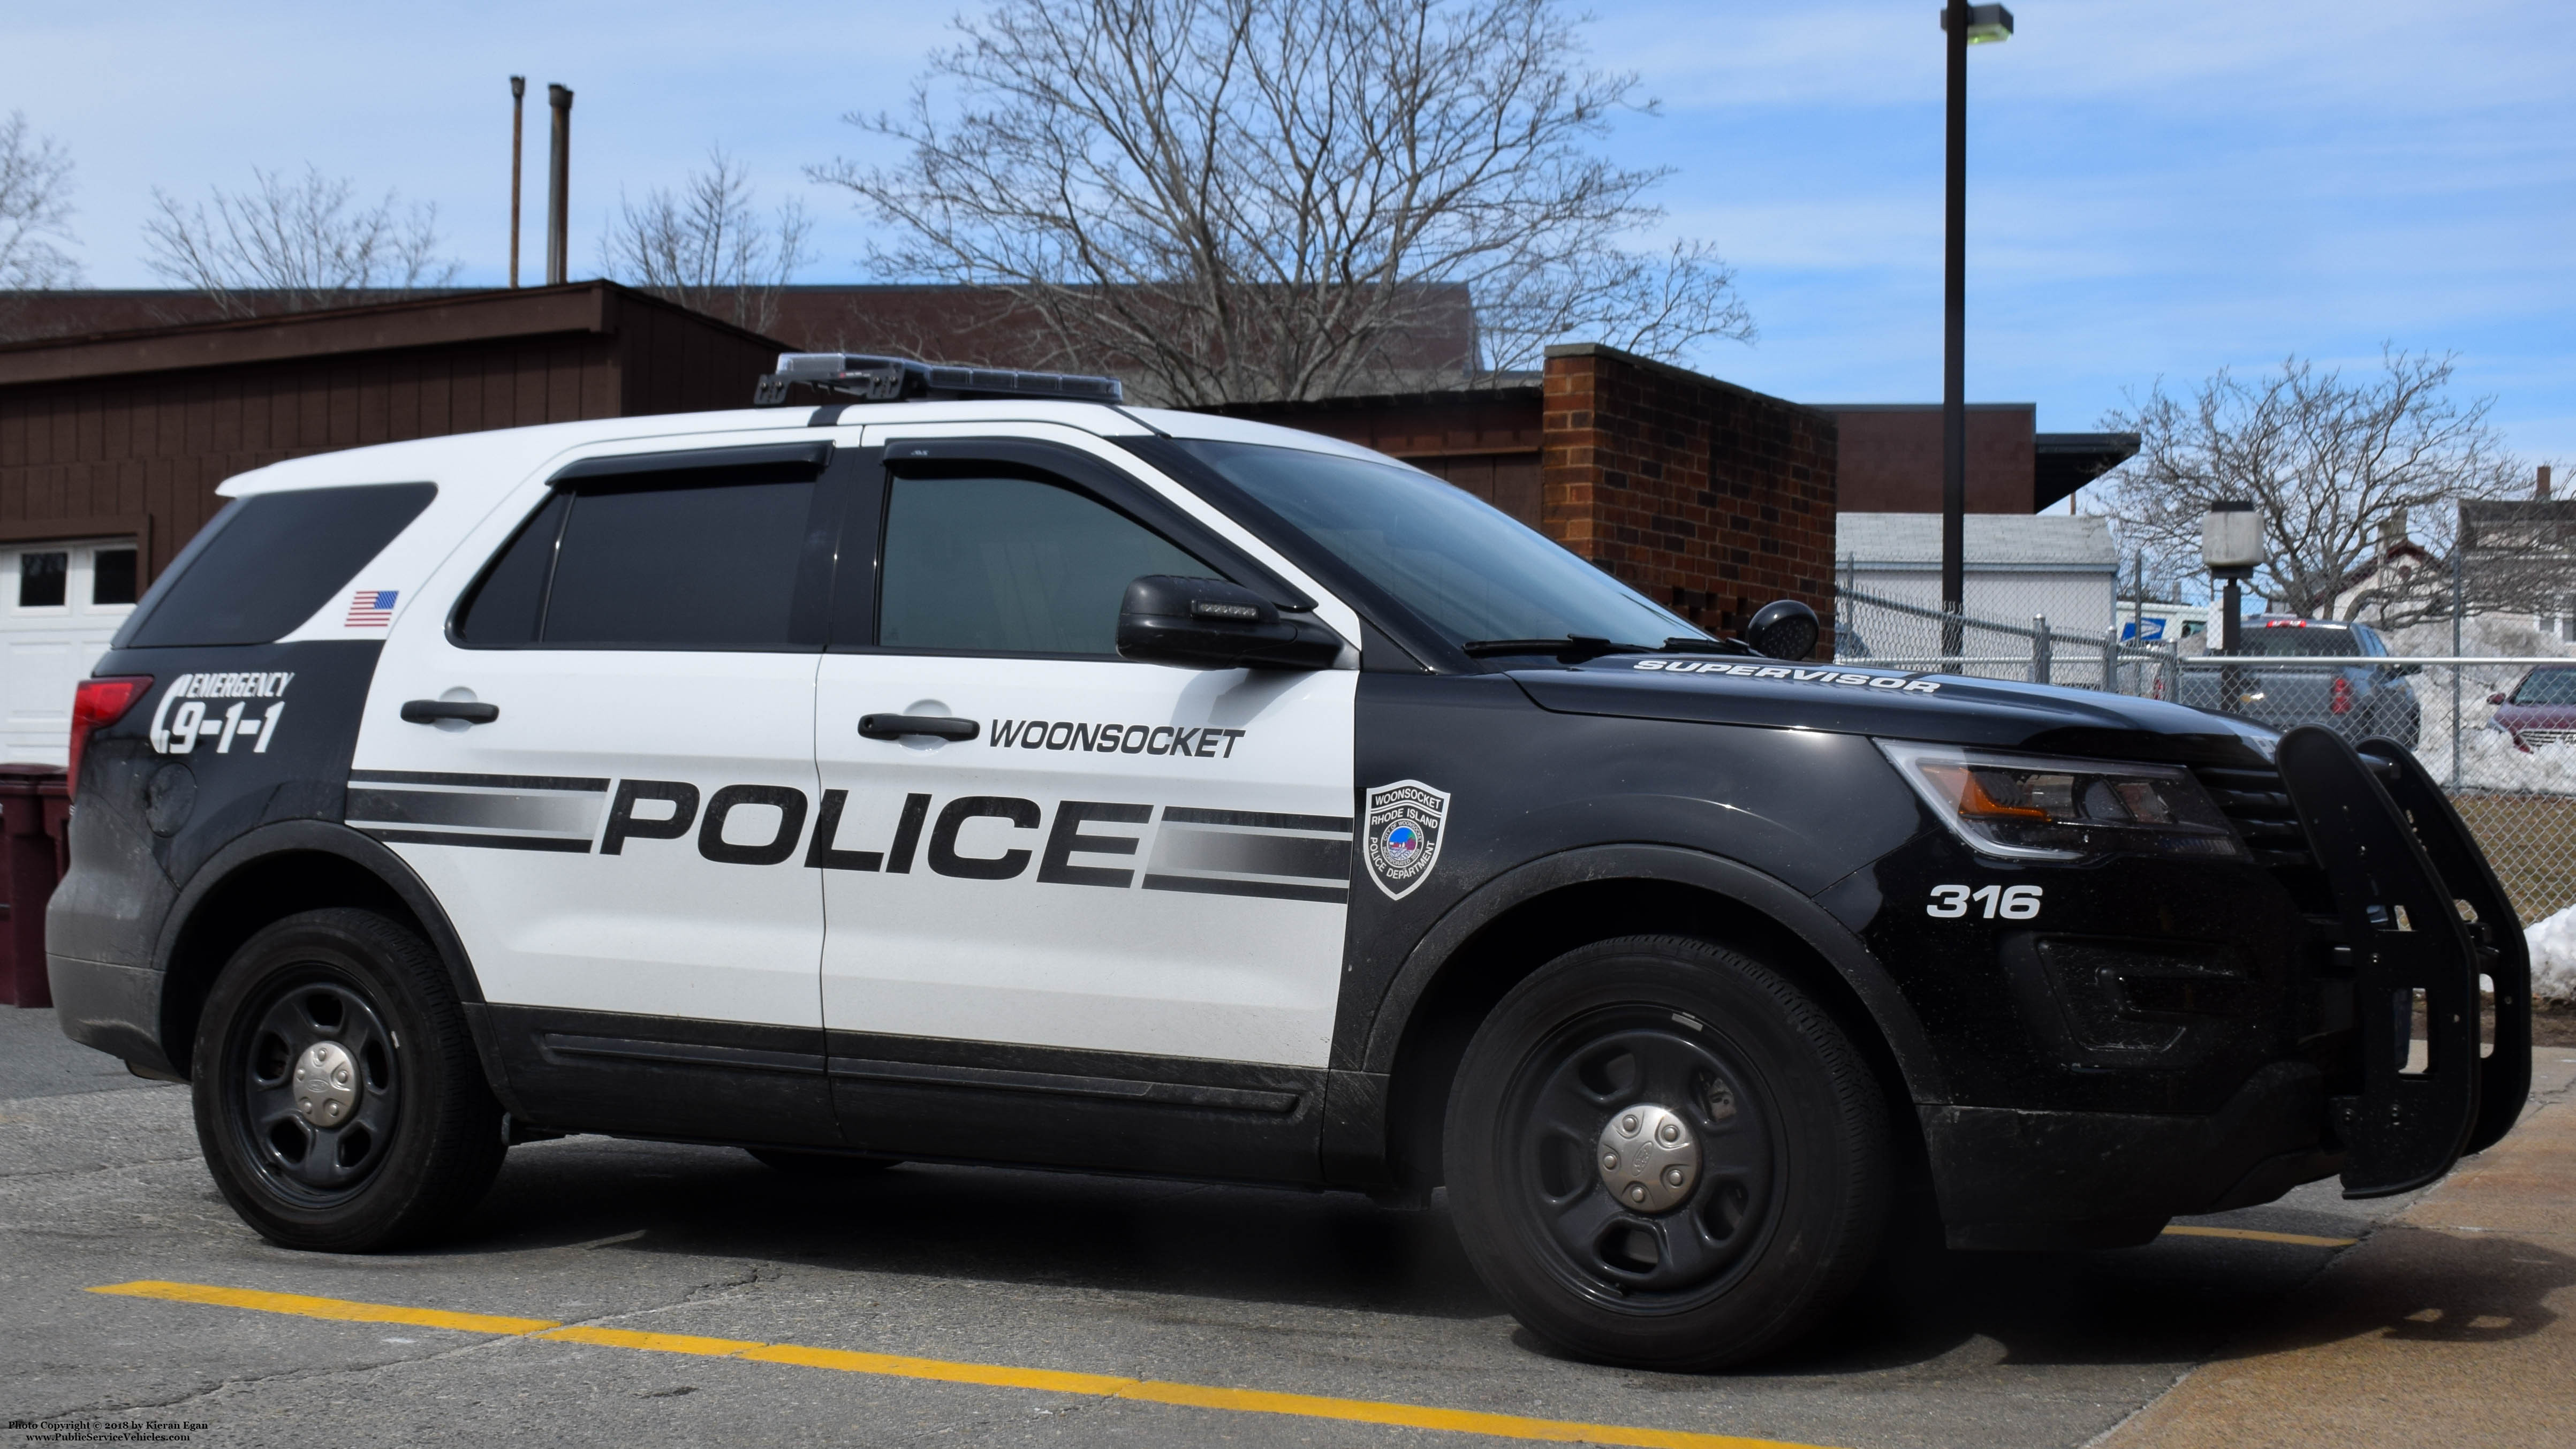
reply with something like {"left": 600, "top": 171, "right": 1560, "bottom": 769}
{"left": 1942, "top": 2, "right": 1969, "bottom": 656}
{"left": 1939, "top": 3, "right": 2012, "bottom": 657}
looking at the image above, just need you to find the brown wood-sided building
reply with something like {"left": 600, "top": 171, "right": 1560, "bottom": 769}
{"left": 0, "top": 282, "right": 785, "bottom": 584}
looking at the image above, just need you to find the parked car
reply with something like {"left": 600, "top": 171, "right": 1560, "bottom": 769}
{"left": 2489, "top": 665, "right": 2576, "bottom": 751}
{"left": 2178, "top": 617, "right": 2422, "bottom": 748}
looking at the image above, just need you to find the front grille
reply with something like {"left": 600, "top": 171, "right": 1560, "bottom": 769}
{"left": 2518, "top": 729, "right": 2573, "bottom": 747}
{"left": 2192, "top": 764, "right": 2314, "bottom": 871}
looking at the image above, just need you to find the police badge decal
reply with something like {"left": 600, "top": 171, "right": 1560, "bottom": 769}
{"left": 1362, "top": 779, "right": 1450, "bottom": 900}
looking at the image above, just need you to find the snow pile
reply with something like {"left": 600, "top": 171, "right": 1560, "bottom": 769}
{"left": 2529, "top": 902, "right": 2576, "bottom": 1004}
{"left": 2384, "top": 613, "right": 2576, "bottom": 660}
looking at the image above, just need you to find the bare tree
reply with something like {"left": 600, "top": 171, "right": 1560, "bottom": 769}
{"left": 597, "top": 149, "right": 814, "bottom": 335}
{"left": 2096, "top": 351, "right": 2523, "bottom": 625}
{"left": 141, "top": 166, "right": 460, "bottom": 317}
{"left": 0, "top": 112, "right": 85, "bottom": 337}
{"left": 812, "top": 0, "right": 1751, "bottom": 405}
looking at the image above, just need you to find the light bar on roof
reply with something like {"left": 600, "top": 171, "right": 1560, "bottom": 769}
{"left": 753, "top": 353, "right": 1124, "bottom": 407}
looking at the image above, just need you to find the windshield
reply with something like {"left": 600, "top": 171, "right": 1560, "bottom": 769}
{"left": 1172, "top": 439, "right": 1702, "bottom": 650}
{"left": 2513, "top": 669, "right": 2576, "bottom": 705}
{"left": 2235, "top": 625, "right": 2361, "bottom": 658}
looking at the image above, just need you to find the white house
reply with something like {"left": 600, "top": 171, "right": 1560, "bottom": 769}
{"left": 1837, "top": 513, "right": 2119, "bottom": 631}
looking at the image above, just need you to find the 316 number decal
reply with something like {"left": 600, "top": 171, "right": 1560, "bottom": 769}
{"left": 1927, "top": 884, "right": 2042, "bottom": 920}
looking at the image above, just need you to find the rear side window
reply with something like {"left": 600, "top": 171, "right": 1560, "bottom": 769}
{"left": 456, "top": 453, "right": 827, "bottom": 650}
{"left": 117, "top": 483, "right": 436, "bottom": 648}
{"left": 877, "top": 472, "right": 1204, "bottom": 656}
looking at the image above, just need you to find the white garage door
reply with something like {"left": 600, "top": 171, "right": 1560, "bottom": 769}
{"left": 2, "top": 540, "right": 140, "bottom": 765}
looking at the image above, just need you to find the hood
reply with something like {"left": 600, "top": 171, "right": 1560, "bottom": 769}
{"left": 1510, "top": 655, "right": 2279, "bottom": 769}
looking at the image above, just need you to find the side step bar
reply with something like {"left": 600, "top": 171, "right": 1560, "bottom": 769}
{"left": 2275, "top": 726, "right": 2520, "bottom": 1197}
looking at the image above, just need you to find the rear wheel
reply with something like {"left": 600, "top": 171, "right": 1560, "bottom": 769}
{"left": 192, "top": 908, "right": 504, "bottom": 1251}
{"left": 1443, "top": 935, "right": 1889, "bottom": 1371}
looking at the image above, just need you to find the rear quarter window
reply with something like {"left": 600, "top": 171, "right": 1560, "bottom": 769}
{"left": 115, "top": 483, "right": 437, "bottom": 648}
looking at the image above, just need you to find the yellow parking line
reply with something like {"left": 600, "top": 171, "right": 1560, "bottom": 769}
{"left": 87, "top": 1279, "right": 1833, "bottom": 1449}
{"left": 90, "top": 1279, "right": 560, "bottom": 1335}
{"left": 2160, "top": 1225, "right": 2360, "bottom": 1248}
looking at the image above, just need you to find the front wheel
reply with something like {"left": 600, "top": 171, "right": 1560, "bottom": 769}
{"left": 192, "top": 908, "right": 505, "bottom": 1251}
{"left": 1443, "top": 936, "right": 1890, "bottom": 1371}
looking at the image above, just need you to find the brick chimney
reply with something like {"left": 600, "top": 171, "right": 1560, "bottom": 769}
{"left": 2541, "top": 464, "right": 2553, "bottom": 500}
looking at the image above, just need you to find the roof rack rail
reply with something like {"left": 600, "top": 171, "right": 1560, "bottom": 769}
{"left": 752, "top": 353, "right": 1123, "bottom": 407}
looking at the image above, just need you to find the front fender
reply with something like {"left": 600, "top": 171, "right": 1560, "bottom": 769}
{"left": 1355, "top": 843, "right": 1945, "bottom": 1100}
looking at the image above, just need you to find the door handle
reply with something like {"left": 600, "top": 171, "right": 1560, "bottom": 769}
{"left": 858, "top": 713, "right": 977, "bottom": 742}
{"left": 401, "top": 700, "right": 501, "bottom": 725}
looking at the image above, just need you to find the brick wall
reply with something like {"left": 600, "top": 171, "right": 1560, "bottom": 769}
{"left": 1540, "top": 343, "right": 1837, "bottom": 642}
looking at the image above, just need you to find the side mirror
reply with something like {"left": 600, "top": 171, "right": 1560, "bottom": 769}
{"left": 2392, "top": 662, "right": 2422, "bottom": 678}
{"left": 1744, "top": 599, "right": 1821, "bottom": 661}
{"left": 2490, "top": 693, "right": 2509, "bottom": 705}
{"left": 1116, "top": 575, "right": 1342, "bottom": 671}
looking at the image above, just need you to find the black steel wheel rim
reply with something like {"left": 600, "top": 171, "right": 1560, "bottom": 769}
{"left": 1497, "top": 1005, "right": 1783, "bottom": 1311}
{"left": 223, "top": 967, "right": 402, "bottom": 1204}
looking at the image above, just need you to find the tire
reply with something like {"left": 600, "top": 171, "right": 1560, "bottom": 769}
{"left": 1443, "top": 935, "right": 1890, "bottom": 1371}
{"left": 745, "top": 1149, "right": 901, "bottom": 1177}
{"left": 191, "top": 908, "right": 505, "bottom": 1251}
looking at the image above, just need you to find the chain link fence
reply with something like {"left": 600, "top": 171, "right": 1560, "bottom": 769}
{"left": 1836, "top": 583, "right": 2576, "bottom": 1000}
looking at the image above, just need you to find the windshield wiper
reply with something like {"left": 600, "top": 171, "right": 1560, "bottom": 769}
{"left": 1461, "top": 634, "right": 1755, "bottom": 663}
{"left": 1656, "top": 635, "right": 1755, "bottom": 656}
{"left": 1461, "top": 635, "right": 1648, "bottom": 662}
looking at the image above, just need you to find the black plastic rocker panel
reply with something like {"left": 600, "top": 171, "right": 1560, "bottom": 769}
{"left": 2356, "top": 738, "right": 2532, "bottom": 1157}
{"left": 2275, "top": 726, "right": 2481, "bottom": 1197}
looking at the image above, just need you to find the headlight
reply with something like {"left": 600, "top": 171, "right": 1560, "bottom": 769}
{"left": 1877, "top": 740, "right": 2248, "bottom": 862}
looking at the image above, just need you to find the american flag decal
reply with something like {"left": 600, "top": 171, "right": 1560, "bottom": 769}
{"left": 344, "top": 589, "right": 399, "bottom": 627}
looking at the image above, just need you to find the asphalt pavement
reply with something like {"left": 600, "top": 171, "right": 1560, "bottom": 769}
{"left": 4, "top": 1007, "right": 2570, "bottom": 1449}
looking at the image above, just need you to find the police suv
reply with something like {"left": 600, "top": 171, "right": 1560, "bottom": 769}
{"left": 51, "top": 355, "right": 2532, "bottom": 1371}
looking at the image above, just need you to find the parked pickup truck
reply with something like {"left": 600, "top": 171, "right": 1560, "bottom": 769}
{"left": 2179, "top": 617, "right": 2422, "bottom": 748}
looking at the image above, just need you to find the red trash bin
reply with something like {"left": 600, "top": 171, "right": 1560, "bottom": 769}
{"left": 0, "top": 764, "right": 71, "bottom": 1008}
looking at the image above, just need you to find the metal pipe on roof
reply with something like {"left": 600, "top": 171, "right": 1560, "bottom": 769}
{"left": 545, "top": 84, "right": 573, "bottom": 287}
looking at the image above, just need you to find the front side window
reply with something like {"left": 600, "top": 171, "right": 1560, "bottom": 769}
{"left": 457, "top": 471, "right": 818, "bottom": 650}
{"left": 877, "top": 472, "right": 1205, "bottom": 656}
{"left": 1172, "top": 439, "right": 1699, "bottom": 651}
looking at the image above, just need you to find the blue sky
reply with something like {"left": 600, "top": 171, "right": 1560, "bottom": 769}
{"left": 6, "top": 1, "right": 2571, "bottom": 461}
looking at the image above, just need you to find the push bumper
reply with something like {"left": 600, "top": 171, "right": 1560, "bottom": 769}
{"left": 2282, "top": 728, "right": 2531, "bottom": 1195}
{"left": 1925, "top": 1061, "right": 2342, "bottom": 1250}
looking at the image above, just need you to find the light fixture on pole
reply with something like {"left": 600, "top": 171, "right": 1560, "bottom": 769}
{"left": 1937, "top": 2, "right": 2012, "bottom": 657}
{"left": 2201, "top": 500, "right": 2262, "bottom": 651}
{"left": 2203, "top": 499, "right": 2262, "bottom": 714}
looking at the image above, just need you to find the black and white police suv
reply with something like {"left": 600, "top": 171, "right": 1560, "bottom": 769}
{"left": 52, "top": 354, "right": 2533, "bottom": 1370}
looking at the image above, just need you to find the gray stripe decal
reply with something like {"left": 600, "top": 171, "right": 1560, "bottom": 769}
{"left": 346, "top": 786, "right": 603, "bottom": 836}
{"left": 348, "top": 768, "right": 610, "bottom": 792}
{"left": 1158, "top": 806, "right": 1353, "bottom": 834}
{"left": 360, "top": 828, "right": 594, "bottom": 854}
{"left": 1151, "top": 825, "right": 1347, "bottom": 881}
{"left": 1140, "top": 875, "right": 1348, "bottom": 905}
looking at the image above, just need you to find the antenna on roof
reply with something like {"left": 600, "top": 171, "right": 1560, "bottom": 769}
{"left": 753, "top": 353, "right": 1124, "bottom": 407}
